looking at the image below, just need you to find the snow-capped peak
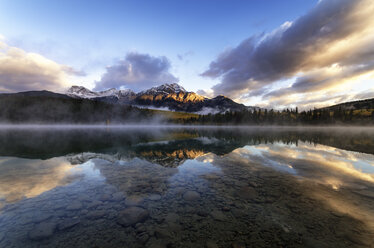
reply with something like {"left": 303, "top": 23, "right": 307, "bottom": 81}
{"left": 99, "top": 88, "right": 118, "bottom": 97}
{"left": 139, "top": 83, "right": 186, "bottom": 95}
{"left": 67, "top": 83, "right": 186, "bottom": 99}
{"left": 166, "top": 83, "right": 186, "bottom": 93}
{"left": 67, "top": 86, "right": 99, "bottom": 98}
{"left": 67, "top": 86, "right": 135, "bottom": 99}
{"left": 118, "top": 89, "right": 134, "bottom": 95}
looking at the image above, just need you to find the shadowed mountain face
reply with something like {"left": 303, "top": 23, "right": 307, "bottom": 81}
{"left": 67, "top": 83, "right": 252, "bottom": 113}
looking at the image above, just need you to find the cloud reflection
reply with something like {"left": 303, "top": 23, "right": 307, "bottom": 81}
{"left": 0, "top": 157, "right": 77, "bottom": 203}
{"left": 223, "top": 142, "right": 374, "bottom": 233}
{"left": 232, "top": 142, "right": 374, "bottom": 188}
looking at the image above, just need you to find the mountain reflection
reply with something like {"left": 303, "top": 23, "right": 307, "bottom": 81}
{"left": 0, "top": 127, "right": 373, "bottom": 206}
{"left": 1, "top": 127, "right": 374, "bottom": 160}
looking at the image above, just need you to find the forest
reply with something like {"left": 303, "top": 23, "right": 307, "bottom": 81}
{"left": 177, "top": 107, "right": 374, "bottom": 125}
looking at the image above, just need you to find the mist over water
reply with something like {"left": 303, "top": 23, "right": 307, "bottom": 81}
{"left": 0, "top": 127, "right": 373, "bottom": 247}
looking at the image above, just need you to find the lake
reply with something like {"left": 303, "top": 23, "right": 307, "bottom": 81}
{"left": 0, "top": 126, "right": 373, "bottom": 247}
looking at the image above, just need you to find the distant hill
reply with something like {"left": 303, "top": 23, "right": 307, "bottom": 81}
{"left": 1, "top": 90, "right": 71, "bottom": 99}
{"left": 0, "top": 91, "right": 159, "bottom": 124}
{"left": 66, "top": 83, "right": 257, "bottom": 113}
{"left": 321, "top": 98, "right": 374, "bottom": 111}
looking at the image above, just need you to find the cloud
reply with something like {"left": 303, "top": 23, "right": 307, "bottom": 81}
{"left": 0, "top": 39, "right": 82, "bottom": 93}
{"left": 177, "top": 51, "right": 194, "bottom": 61}
{"left": 259, "top": 93, "right": 350, "bottom": 110}
{"left": 354, "top": 89, "right": 374, "bottom": 101}
{"left": 94, "top": 52, "right": 178, "bottom": 91}
{"left": 264, "top": 63, "right": 374, "bottom": 99}
{"left": 258, "top": 88, "right": 374, "bottom": 110}
{"left": 196, "top": 89, "right": 214, "bottom": 98}
{"left": 201, "top": 0, "right": 374, "bottom": 108}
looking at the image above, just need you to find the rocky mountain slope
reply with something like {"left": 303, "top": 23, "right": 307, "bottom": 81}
{"left": 66, "top": 83, "right": 254, "bottom": 113}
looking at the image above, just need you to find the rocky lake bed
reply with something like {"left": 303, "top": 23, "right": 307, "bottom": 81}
{"left": 0, "top": 127, "right": 373, "bottom": 247}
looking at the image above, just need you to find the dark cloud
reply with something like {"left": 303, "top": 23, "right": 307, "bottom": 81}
{"left": 201, "top": 0, "right": 374, "bottom": 103}
{"left": 94, "top": 52, "right": 178, "bottom": 91}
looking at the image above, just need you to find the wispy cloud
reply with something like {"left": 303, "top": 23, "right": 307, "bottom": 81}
{"left": 177, "top": 51, "right": 194, "bottom": 61}
{"left": 201, "top": 0, "right": 374, "bottom": 109}
{"left": 94, "top": 52, "right": 178, "bottom": 91}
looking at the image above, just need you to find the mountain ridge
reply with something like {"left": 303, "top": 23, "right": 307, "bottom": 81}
{"left": 0, "top": 89, "right": 373, "bottom": 124}
{"left": 66, "top": 83, "right": 256, "bottom": 113}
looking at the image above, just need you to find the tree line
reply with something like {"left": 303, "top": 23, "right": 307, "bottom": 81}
{"left": 176, "top": 107, "right": 374, "bottom": 125}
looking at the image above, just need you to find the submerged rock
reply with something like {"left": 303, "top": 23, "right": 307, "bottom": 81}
{"left": 99, "top": 194, "right": 111, "bottom": 201}
{"left": 57, "top": 219, "right": 80, "bottom": 231}
{"left": 33, "top": 213, "right": 53, "bottom": 223}
{"left": 66, "top": 201, "right": 83, "bottom": 210}
{"left": 236, "top": 186, "right": 257, "bottom": 200}
{"left": 183, "top": 191, "right": 200, "bottom": 201}
{"left": 117, "top": 207, "right": 149, "bottom": 226}
{"left": 146, "top": 238, "right": 169, "bottom": 248}
{"left": 206, "top": 240, "right": 219, "bottom": 248}
{"left": 111, "top": 192, "right": 125, "bottom": 201}
{"left": 138, "top": 232, "right": 150, "bottom": 244}
{"left": 86, "top": 200, "right": 102, "bottom": 208}
{"left": 28, "top": 222, "right": 57, "bottom": 240}
{"left": 231, "top": 241, "right": 246, "bottom": 248}
{"left": 154, "top": 227, "right": 172, "bottom": 239}
{"left": 125, "top": 196, "right": 144, "bottom": 206}
{"left": 210, "top": 210, "right": 227, "bottom": 221}
{"left": 148, "top": 194, "right": 162, "bottom": 201}
{"left": 164, "top": 213, "right": 179, "bottom": 223}
{"left": 86, "top": 210, "right": 106, "bottom": 220}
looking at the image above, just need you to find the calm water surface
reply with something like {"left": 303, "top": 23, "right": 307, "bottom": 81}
{"left": 0, "top": 126, "right": 373, "bottom": 248}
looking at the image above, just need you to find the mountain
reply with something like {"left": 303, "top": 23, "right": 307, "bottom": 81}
{"left": 66, "top": 83, "right": 255, "bottom": 113}
{"left": 0, "top": 89, "right": 372, "bottom": 125}
{"left": 67, "top": 86, "right": 136, "bottom": 103}
{"left": 0, "top": 90, "right": 202, "bottom": 124}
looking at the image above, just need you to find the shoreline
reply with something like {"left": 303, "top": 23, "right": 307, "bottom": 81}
{"left": 0, "top": 124, "right": 374, "bottom": 131}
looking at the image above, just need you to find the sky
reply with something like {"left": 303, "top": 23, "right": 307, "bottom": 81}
{"left": 0, "top": 0, "right": 373, "bottom": 109}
